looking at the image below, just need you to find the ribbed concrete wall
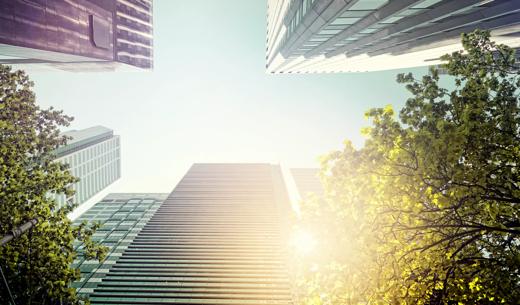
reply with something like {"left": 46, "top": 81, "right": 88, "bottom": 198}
{"left": 89, "top": 163, "right": 294, "bottom": 305}
{"left": 290, "top": 168, "right": 323, "bottom": 199}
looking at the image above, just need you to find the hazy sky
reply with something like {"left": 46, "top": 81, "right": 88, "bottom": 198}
{"left": 28, "top": 0, "right": 428, "bottom": 210}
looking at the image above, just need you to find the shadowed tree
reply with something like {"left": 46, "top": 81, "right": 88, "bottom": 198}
{"left": 0, "top": 65, "right": 107, "bottom": 305}
{"left": 295, "top": 30, "right": 520, "bottom": 305}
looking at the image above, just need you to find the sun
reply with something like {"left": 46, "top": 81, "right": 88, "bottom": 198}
{"left": 290, "top": 228, "right": 316, "bottom": 255}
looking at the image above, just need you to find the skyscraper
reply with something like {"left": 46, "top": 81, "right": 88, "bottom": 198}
{"left": 266, "top": 0, "right": 520, "bottom": 73}
{"left": 52, "top": 126, "right": 121, "bottom": 208}
{"left": 72, "top": 193, "right": 168, "bottom": 297}
{"left": 86, "top": 163, "right": 294, "bottom": 304}
{"left": 290, "top": 168, "right": 323, "bottom": 200}
{"left": 0, "top": 0, "right": 153, "bottom": 71}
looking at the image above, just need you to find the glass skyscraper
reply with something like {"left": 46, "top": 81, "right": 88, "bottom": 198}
{"left": 0, "top": 0, "right": 153, "bottom": 71}
{"left": 267, "top": 0, "right": 520, "bottom": 73}
{"left": 52, "top": 126, "right": 121, "bottom": 208}
{"left": 79, "top": 163, "right": 294, "bottom": 304}
{"left": 71, "top": 193, "right": 167, "bottom": 297}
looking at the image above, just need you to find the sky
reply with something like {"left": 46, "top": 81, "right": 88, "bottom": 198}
{"left": 28, "top": 0, "right": 429, "bottom": 212}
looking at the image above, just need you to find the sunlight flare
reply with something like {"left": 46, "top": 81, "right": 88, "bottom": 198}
{"left": 290, "top": 228, "right": 316, "bottom": 255}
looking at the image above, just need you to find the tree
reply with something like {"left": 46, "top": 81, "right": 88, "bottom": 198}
{"left": 0, "top": 65, "right": 106, "bottom": 304}
{"left": 295, "top": 30, "right": 520, "bottom": 304}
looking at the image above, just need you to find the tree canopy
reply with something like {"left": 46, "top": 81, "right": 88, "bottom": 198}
{"left": 0, "top": 65, "right": 106, "bottom": 305}
{"left": 295, "top": 30, "right": 520, "bottom": 304}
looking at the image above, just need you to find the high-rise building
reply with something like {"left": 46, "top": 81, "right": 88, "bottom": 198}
{"left": 0, "top": 0, "right": 153, "bottom": 71}
{"left": 290, "top": 168, "right": 323, "bottom": 200}
{"left": 71, "top": 193, "right": 167, "bottom": 297}
{"left": 266, "top": 0, "right": 520, "bottom": 73}
{"left": 85, "top": 163, "right": 294, "bottom": 304}
{"left": 52, "top": 126, "right": 121, "bottom": 208}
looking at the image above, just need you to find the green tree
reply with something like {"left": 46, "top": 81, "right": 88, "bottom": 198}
{"left": 295, "top": 30, "right": 520, "bottom": 304}
{"left": 0, "top": 65, "right": 107, "bottom": 305}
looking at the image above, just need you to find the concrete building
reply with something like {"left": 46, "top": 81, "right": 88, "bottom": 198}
{"left": 71, "top": 193, "right": 167, "bottom": 297}
{"left": 85, "top": 163, "right": 294, "bottom": 304}
{"left": 266, "top": 0, "right": 520, "bottom": 73}
{"left": 290, "top": 168, "right": 323, "bottom": 199}
{"left": 52, "top": 126, "right": 121, "bottom": 208}
{"left": 0, "top": 0, "right": 153, "bottom": 71}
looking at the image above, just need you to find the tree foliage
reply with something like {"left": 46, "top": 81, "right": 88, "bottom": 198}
{"left": 0, "top": 65, "right": 107, "bottom": 304}
{"left": 295, "top": 30, "right": 520, "bottom": 304}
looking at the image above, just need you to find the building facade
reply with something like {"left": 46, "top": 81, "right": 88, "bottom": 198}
{"left": 0, "top": 0, "right": 153, "bottom": 71}
{"left": 85, "top": 163, "right": 294, "bottom": 304}
{"left": 52, "top": 126, "right": 121, "bottom": 208}
{"left": 290, "top": 168, "right": 323, "bottom": 199}
{"left": 71, "top": 193, "right": 167, "bottom": 297}
{"left": 266, "top": 0, "right": 520, "bottom": 73}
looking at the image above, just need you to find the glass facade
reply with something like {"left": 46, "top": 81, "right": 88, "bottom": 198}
{"left": 115, "top": 0, "right": 154, "bottom": 69}
{"left": 267, "top": 0, "right": 520, "bottom": 73}
{"left": 85, "top": 163, "right": 293, "bottom": 304}
{"left": 52, "top": 126, "right": 121, "bottom": 208}
{"left": 0, "top": 0, "right": 153, "bottom": 71}
{"left": 71, "top": 193, "right": 167, "bottom": 297}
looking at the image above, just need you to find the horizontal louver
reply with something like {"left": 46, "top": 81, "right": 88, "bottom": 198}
{"left": 90, "top": 164, "right": 293, "bottom": 305}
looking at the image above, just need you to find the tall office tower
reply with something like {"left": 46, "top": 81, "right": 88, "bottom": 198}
{"left": 72, "top": 193, "right": 168, "bottom": 297}
{"left": 0, "top": 0, "right": 153, "bottom": 71}
{"left": 290, "top": 168, "right": 323, "bottom": 200}
{"left": 88, "top": 163, "right": 294, "bottom": 304}
{"left": 52, "top": 126, "right": 121, "bottom": 208}
{"left": 266, "top": 0, "right": 520, "bottom": 73}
